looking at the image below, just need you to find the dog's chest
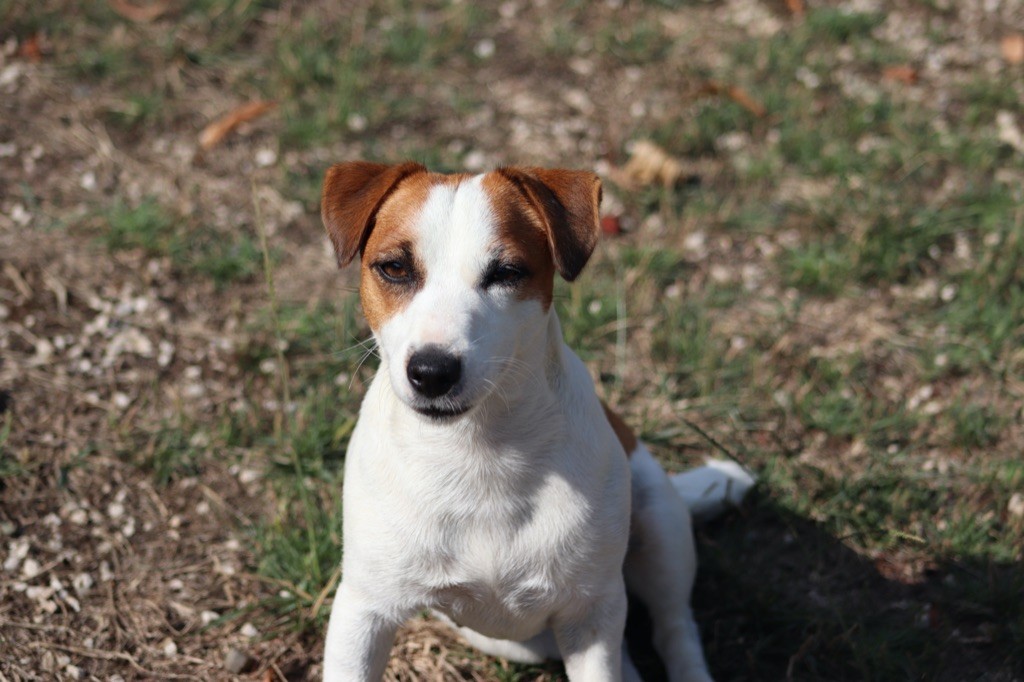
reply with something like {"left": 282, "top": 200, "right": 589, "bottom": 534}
{"left": 413, "top": 508, "right": 583, "bottom": 640}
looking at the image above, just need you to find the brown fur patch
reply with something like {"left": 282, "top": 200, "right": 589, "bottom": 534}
{"left": 493, "top": 167, "right": 602, "bottom": 282}
{"left": 601, "top": 400, "right": 638, "bottom": 457}
{"left": 480, "top": 173, "right": 557, "bottom": 308}
{"left": 321, "top": 161, "right": 427, "bottom": 267}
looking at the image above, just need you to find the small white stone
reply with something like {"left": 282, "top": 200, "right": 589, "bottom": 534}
{"left": 21, "top": 558, "right": 41, "bottom": 579}
{"left": 796, "top": 66, "right": 821, "bottom": 89}
{"left": 1009, "top": 493, "right": 1024, "bottom": 518}
{"left": 463, "top": 149, "right": 487, "bottom": 171}
{"left": 107, "top": 502, "right": 125, "bottom": 520}
{"left": 157, "top": 340, "right": 175, "bottom": 368}
{"left": 474, "top": 38, "right": 495, "bottom": 59}
{"left": 996, "top": 110, "right": 1024, "bottom": 154}
{"left": 168, "top": 578, "right": 185, "bottom": 591}
{"left": 255, "top": 148, "right": 277, "bottom": 167}
{"left": 4, "top": 537, "right": 30, "bottom": 571}
{"left": 346, "top": 113, "right": 368, "bottom": 132}
{"left": 0, "top": 63, "right": 22, "bottom": 88}
{"left": 25, "top": 585, "right": 54, "bottom": 601}
{"left": 239, "top": 622, "right": 259, "bottom": 638}
{"left": 11, "top": 204, "right": 31, "bottom": 226}
{"left": 237, "top": 467, "right": 261, "bottom": 485}
{"left": 72, "top": 572, "right": 94, "bottom": 595}
{"left": 200, "top": 610, "right": 220, "bottom": 625}
{"left": 940, "top": 284, "right": 957, "bottom": 302}
{"left": 32, "top": 338, "right": 53, "bottom": 364}
{"left": 183, "top": 383, "right": 205, "bottom": 398}
{"left": 710, "top": 265, "right": 732, "bottom": 283}
{"left": 161, "top": 638, "right": 178, "bottom": 656}
{"left": 63, "top": 594, "right": 81, "bottom": 612}
{"left": 80, "top": 171, "right": 97, "bottom": 191}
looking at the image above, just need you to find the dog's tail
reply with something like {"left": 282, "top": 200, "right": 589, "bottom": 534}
{"left": 670, "top": 459, "right": 756, "bottom": 523}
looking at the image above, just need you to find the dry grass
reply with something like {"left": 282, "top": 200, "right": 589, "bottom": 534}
{"left": 1, "top": 0, "right": 1022, "bottom": 679}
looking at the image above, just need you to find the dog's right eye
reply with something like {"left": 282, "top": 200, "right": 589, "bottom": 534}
{"left": 375, "top": 260, "right": 413, "bottom": 283}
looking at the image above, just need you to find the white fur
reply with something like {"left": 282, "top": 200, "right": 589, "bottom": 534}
{"left": 323, "top": 176, "right": 753, "bottom": 681}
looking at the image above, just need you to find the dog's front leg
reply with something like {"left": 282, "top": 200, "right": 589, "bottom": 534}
{"left": 553, "top": 586, "right": 628, "bottom": 681}
{"left": 323, "top": 582, "right": 403, "bottom": 682}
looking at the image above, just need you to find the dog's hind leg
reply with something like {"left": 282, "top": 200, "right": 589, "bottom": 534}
{"left": 624, "top": 445, "right": 714, "bottom": 682}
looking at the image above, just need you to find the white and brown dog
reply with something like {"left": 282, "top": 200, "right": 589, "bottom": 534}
{"left": 320, "top": 161, "right": 754, "bottom": 682}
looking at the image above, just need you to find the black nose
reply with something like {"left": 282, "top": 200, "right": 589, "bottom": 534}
{"left": 407, "top": 346, "right": 462, "bottom": 399}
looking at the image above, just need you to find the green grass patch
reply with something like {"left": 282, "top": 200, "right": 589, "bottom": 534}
{"left": 949, "top": 402, "right": 1006, "bottom": 449}
{"left": 254, "top": 489, "right": 343, "bottom": 632}
{"left": 133, "top": 424, "right": 202, "bottom": 486}
{"left": 100, "top": 198, "right": 264, "bottom": 286}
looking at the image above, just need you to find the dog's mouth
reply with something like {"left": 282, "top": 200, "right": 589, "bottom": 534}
{"left": 413, "top": 402, "right": 472, "bottom": 421}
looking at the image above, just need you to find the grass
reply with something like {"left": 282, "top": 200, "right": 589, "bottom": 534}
{"left": 100, "top": 198, "right": 264, "bottom": 286}
{"left": 9, "top": 0, "right": 1022, "bottom": 677}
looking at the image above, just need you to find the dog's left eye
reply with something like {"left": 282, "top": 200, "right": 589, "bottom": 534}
{"left": 375, "top": 260, "right": 413, "bottom": 283}
{"left": 483, "top": 262, "right": 527, "bottom": 289}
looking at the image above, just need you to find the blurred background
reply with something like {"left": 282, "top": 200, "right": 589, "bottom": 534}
{"left": 1, "top": 0, "right": 1022, "bottom": 679}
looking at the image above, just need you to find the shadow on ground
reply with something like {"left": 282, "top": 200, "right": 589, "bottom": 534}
{"left": 624, "top": 494, "right": 1024, "bottom": 682}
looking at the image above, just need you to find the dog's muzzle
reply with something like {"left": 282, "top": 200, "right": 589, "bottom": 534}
{"left": 407, "top": 345, "right": 462, "bottom": 400}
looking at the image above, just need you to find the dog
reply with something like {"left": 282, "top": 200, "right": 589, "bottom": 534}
{"left": 319, "top": 161, "right": 754, "bottom": 681}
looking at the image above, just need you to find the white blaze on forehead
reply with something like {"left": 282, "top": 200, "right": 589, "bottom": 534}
{"left": 378, "top": 175, "right": 498, "bottom": 355}
{"left": 414, "top": 175, "right": 496, "bottom": 284}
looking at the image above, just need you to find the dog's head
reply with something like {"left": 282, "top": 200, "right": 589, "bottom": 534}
{"left": 321, "top": 161, "right": 601, "bottom": 421}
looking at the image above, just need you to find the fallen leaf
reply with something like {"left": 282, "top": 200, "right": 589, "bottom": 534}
{"left": 699, "top": 81, "right": 767, "bottom": 118}
{"left": 607, "top": 140, "right": 685, "bottom": 190}
{"left": 198, "top": 101, "right": 276, "bottom": 150}
{"left": 882, "top": 65, "right": 918, "bottom": 85}
{"left": 108, "top": 0, "right": 170, "bottom": 23}
{"left": 784, "top": 0, "right": 805, "bottom": 17}
{"left": 17, "top": 34, "right": 43, "bottom": 62}
{"left": 1001, "top": 34, "right": 1024, "bottom": 65}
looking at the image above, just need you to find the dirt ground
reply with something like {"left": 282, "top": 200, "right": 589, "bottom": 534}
{"left": 2, "top": 0, "right": 1023, "bottom": 680}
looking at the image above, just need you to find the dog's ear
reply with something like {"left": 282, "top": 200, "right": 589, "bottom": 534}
{"left": 498, "top": 167, "right": 602, "bottom": 281}
{"left": 321, "top": 161, "right": 427, "bottom": 267}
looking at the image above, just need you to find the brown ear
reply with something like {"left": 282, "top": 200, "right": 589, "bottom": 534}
{"left": 497, "top": 167, "right": 602, "bottom": 281}
{"left": 321, "top": 160, "right": 427, "bottom": 267}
